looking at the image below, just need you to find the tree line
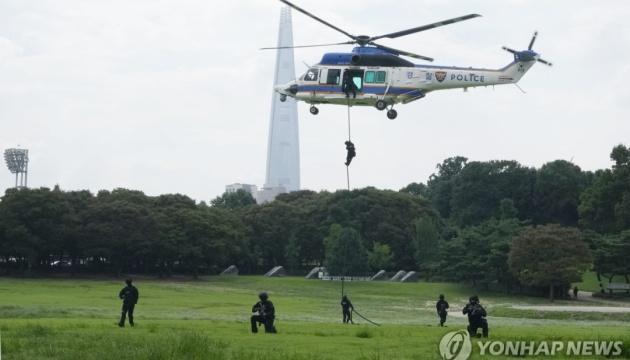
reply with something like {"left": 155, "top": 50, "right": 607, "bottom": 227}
{"left": 0, "top": 144, "right": 628, "bottom": 298}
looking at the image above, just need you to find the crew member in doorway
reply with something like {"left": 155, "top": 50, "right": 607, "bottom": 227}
{"left": 342, "top": 71, "right": 357, "bottom": 99}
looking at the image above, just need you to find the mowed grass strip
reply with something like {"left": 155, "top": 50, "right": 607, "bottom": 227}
{"left": 0, "top": 276, "right": 629, "bottom": 359}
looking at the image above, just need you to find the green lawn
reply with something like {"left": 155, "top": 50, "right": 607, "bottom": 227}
{"left": 574, "top": 271, "right": 602, "bottom": 293}
{"left": 0, "top": 276, "right": 628, "bottom": 359}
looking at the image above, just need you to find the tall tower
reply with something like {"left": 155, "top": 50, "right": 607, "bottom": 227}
{"left": 264, "top": 7, "right": 300, "bottom": 192}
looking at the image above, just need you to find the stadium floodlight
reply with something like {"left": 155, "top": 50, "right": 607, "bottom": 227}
{"left": 4, "top": 148, "right": 29, "bottom": 188}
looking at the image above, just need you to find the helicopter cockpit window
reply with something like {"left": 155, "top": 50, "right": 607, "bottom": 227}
{"left": 364, "top": 71, "right": 386, "bottom": 84}
{"left": 303, "top": 68, "right": 319, "bottom": 82}
{"left": 325, "top": 69, "right": 341, "bottom": 85}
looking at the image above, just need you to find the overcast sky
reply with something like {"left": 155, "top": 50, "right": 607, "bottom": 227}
{"left": 1, "top": 0, "right": 629, "bottom": 202}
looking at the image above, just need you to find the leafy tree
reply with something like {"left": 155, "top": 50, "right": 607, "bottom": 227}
{"left": 611, "top": 144, "right": 630, "bottom": 168}
{"left": 0, "top": 188, "right": 71, "bottom": 271}
{"left": 284, "top": 234, "right": 301, "bottom": 272}
{"left": 368, "top": 242, "right": 393, "bottom": 271}
{"left": 534, "top": 160, "right": 585, "bottom": 226}
{"left": 84, "top": 195, "right": 157, "bottom": 276}
{"left": 414, "top": 217, "right": 440, "bottom": 279}
{"left": 244, "top": 201, "right": 296, "bottom": 270}
{"left": 399, "top": 182, "right": 429, "bottom": 198}
{"left": 449, "top": 160, "right": 536, "bottom": 226}
{"left": 62, "top": 190, "right": 94, "bottom": 275}
{"left": 508, "top": 225, "right": 591, "bottom": 301}
{"left": 579, "top": 144, "right": 630, "bottom": 233}
{"left": 427, "top": 156, "right": 468, "bottom": 218}
{"left": 211, "top": 190, "right": 256, "bottom": 209}
{"left": 592, "top": 231, "right": 630, "bottom": 283}
{"left": 324, "top": 225, "right": 368, "bottom": 276}
{"left": 440, "top": 217, "right": 522, "bottom": 289}
{"left": 498, "top": 198, "right": 518, "bottom": 220}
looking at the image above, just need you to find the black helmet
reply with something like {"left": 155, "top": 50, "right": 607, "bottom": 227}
{"left": 471, "top": 295, "right": 479, "bottom": 302}
{"left": 258, "top": 292, "right": 268, "bottom": 301}
{"left": 125, "top": 279, "right": 132, "bottom": 286}
{"left": 439, "top": 294, "right": 444, "bottom": 300}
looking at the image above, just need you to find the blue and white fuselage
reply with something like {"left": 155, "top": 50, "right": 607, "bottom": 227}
{"left": 275, "top": 47, "right": 541, "bottom": 119}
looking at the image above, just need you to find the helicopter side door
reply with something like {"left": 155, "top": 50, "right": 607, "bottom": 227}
{"left": 342, "top": 68, "right": 365, "bottom": 95}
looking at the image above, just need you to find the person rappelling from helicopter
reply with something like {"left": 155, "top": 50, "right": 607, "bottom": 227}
{"left": 344, "top": 141, "right": 356, "bottom": 166}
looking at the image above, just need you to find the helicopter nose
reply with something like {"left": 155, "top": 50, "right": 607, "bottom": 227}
{"left": 275, "top": 82, "right": 298, "bottom": 96}
{"left": 274, "top": 84, "right": 287, "bottom": 95}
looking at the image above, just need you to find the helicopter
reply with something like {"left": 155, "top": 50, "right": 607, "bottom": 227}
{"left": 263, "top": 0, "right": 552, "bottom": 120}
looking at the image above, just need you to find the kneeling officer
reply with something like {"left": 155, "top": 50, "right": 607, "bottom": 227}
{"left": 251, "top": 292, "right": 276, "bottom": 333}
{"left": 463, "top": 295, "right": 488, "bottom": 338}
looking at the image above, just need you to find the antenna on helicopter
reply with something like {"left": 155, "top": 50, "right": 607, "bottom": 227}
{"left": 261, "top": 0, "right": 481, "bottom": 62}
{"left": 513, "top": 83, "right": 527, "bottom": 94}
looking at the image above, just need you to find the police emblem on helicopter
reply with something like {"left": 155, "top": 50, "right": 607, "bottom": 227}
{"left": 435, "top": 71, "right": 447, "bottom": 82}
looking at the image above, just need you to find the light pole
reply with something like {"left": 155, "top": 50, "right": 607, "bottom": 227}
{"left": 4, "top": 148, "right": 29, "bottom": 188}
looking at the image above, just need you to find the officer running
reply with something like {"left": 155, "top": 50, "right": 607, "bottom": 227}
{"left": 251, "top": 292, "right": 277, "bottom": 333}
{"left": 462, "top": 295, "right": 488, "bottom": 338}
{"left": 341, "top": 295, "right": 354, "bottom": 324}
{"left": 118, "top": 278, "right": 139, "bottom": 327}
{"left": 436, "top": 294, "right": 450, "bottom": 327}
{"left": 345, "top": 141, "right": 356, "bottom": 166}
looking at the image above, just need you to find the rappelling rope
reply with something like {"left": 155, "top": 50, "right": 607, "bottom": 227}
{"left": 352, "top": 308, "right": 381, "bottom": 327}
{"left": 346, "top": 98, "right": 351, "bottom": 191}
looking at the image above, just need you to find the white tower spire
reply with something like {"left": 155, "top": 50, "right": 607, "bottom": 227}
{"left": 264, "top": 6, "right": 300, "bottom": 192}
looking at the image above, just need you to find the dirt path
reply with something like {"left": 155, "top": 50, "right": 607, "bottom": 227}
{"left": 511, "top": 304, "right": 630, "bottom": 313}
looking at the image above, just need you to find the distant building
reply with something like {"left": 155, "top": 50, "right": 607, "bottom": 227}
{"left": 255, "top": 186, "right": 287, "bottom": 204}
{"left": 225, "top": 183, "right": 258, "bottom": 196}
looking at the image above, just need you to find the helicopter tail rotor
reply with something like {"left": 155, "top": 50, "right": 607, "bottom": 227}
{"left": 528, "top": 31, "right": 538, "bottom": 50}
{"left": 502, "top": 31, "right": 552, "bottom": 67}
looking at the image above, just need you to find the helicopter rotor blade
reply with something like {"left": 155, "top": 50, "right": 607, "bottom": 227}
{"left": 537, "top": 58, "right": 553, "bottom": 66}
{"left": 371, "top": 42, "right": 434, "bottom": 62}
{"left": 528, "top": 31, "right": 538, "bottom": 50}
{"left": 369, "top": 14, "right": 481, "bottom": 42}
{"left": 279, "top": 0, "right": 357, "bottom": 41}
{"left": 502, "top": 46, "right": 518, "bottom": 54}
{"left": 260, "top": 41, "right": 354, "bottom": 50}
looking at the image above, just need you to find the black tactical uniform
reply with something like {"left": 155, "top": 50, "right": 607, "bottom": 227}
{"left": 341, "top": 295, "right": 354, "bottom": 324}
{"left": 251, "top": 292, "right": 276, "bottom": 333}
{"left": 462, "top": 295, "right": 488, "bottom": 337}
{"left": 436, "top": 294, "right": 449, "bottom": 327}
{"left": 118, "top": 279, "right": 139, "bottom": 327}
{"left": 345, "top": 141, "right": 356, "bottom": 166}
{"left": 342, "top": 72, "right": 357, "bottom": 99}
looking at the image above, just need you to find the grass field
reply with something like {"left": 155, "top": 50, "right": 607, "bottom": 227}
{"left": 0, "top": 276, "right": 629, "bottom": 359}
{"left": 574, "top": 271, "right": 602, "bottom": 293}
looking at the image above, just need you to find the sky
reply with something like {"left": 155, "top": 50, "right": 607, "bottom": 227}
{"left": 1, "top": 0, "right": 629, "bottom": 202}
